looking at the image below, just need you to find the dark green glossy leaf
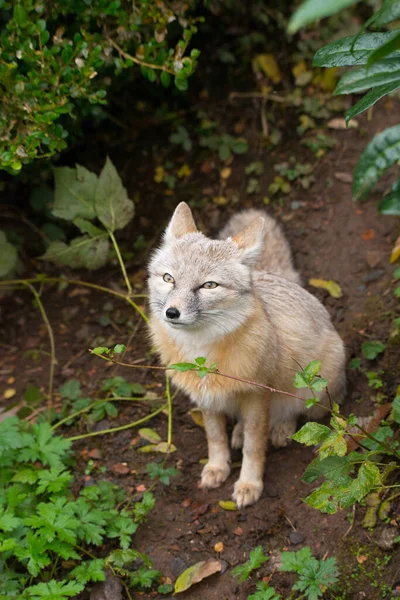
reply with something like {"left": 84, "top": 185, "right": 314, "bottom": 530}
{"left": 379, "top": 179, "right": 400, "bottom": 215}
{"left": 368, "top": 31, "right": 400, "bottom": 65}
{"left": 335, "top": 58, "right": 400, "bottom": 95}
{"left": 313, "top": 32, "right": 399, "bottom": 67}
{"left": 353, "top": 125, "right": 400, "bottom": 199}
{"left": 346, "top": 81, "right": 400, "bottom": 124}
{"left": 374, "top": 0, "right": 400, "bottom": 27}
{"left": 288, "top": 0, "right": 360, "bottom": 34}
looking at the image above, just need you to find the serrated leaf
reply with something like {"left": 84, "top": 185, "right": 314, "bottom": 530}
{"left": 174, "top": 559, "right": 222, "bottom": 593}
{"left": 292, "top": 422, "right": 331, "bottom": 446}
{"left": 139, "top": 428, "right": 161, "bottom": 443}
{"left": 60, "top": 379, "right": 81, "bottom": 401}
{"left": 288, "top": 0, "right": 360, "bottom": 34}
{"left": 52, "top": 165, "right": 97, "bottom": 221}
{"left": 94, "top": 157, "right": 134, "bottom": 232}
{"left": 379, "top": 179, "right": 400, "bottom": 215}
{"left": 335, "top": 58, "right": 400, "bottom": 96}
{"left": 24, "top": 579, "right": 84, "bottom": 599}
{"left": 0, "top": 230, "right": 18, "bottom": 278}
{"left": 346, "top": 81, "right": 400, "bottom": 124}
{"left": 361, "top": 340, "right": 385, "bottom": 360}
{"left": 70, "top": 559, "right": 106, "bottom": 585}
{"left": 302, "top": 456, "right": 351, "bottom": 484}
{"left": 309, "top": 278, "right": 342, "bottom": 298}
{"left": 353, "top": 125, "right": 400, "bottom": 199}
{"left": 313, "top": 32, "right": 399, "bottom": 67}
{"left": 319, "top": 431, "right": 347, "bottom": 459}
{"left": 41, "top": 235, "right": 109, "bottom": 270}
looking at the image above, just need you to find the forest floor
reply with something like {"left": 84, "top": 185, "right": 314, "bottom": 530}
{"left": 1, "top": 85, "right": 399, "bottom": 598}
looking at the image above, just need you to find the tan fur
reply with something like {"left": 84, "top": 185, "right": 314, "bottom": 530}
{"left": 148, "top": 203, "right": 346, "bottom": 507}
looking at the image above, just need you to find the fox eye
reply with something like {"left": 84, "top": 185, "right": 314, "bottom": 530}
{"left": 202, "top": 281, "right": 219, "bottom": 289}
{"left": 163, "top": 273, "right": 175, "bottom": 284}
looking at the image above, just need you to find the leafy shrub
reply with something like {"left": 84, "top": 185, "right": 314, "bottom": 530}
{"left": 0, "top": 1, "right": 200, "bottom": 174}
{"left": 0, "top": 416, "right": 157, "bottom": 598}
{"left": 289, "top": 0, "right": 400, "bottom": 212}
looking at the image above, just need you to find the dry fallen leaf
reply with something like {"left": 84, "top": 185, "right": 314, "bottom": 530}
{"left": 346, "top": 403, "right": 392, "bottom": 453}
{"left": 253, "top": 54, "right": 281, "bottom": 84}
{"left": 357, "top": 555, "right": 368, "bottom": 564}
{"left": 327, "top": 118, "right": 358, "bottom": 129}
{"left": 111, "top": 463, "right": 130, "bottom": 476}
{"left": 220, "top": 167, "right": 232, "bottom": 180}
{"left": 363, "top": 229, "right": 375, "bottom": 241}
{"left": 309, "top": 279, "right": 343, "bottom": 299}
{"left": 138, "top": 428, "right": 161, "bottom": 443}
{"left": 334, "top": 172, "right": 352, "bottom": 183}
{"left": 174, "top": 559, "right": 222, "bottom": 593}
{"left": 218, "top": 500, "right": 237, "bottom": 511}
{"left": 390, "top": 236, "right": 400, "bottom": 263}
{"left": 189, "top": 409, "right": 205, "bottom": 428}
{"left": 3, "top": 388, "right": 16, "bottom": 400}
{"left": 214, "top": 542, "right": 224, "bottom": 553}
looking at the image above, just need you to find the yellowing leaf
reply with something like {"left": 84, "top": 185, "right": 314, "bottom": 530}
{"left": 213, "top": 196, "right": 228, "bottom": 205}
{"left": 154, "top": 442, "right": 177, "bottom": 454}
{"left": 309, "top": 278, "right": 343, "bottom": 299}
{"left": 137, "top": 444, "right": 158, "bottom": 453}
{"left": 220, "top": 167, "right": 232, "bottom": 180}
{"left": 292, "top": 59, "right": 307, "bottom": 79}
{"left": 253, "top": 54, "right": 281, "bottom": 84}
{"left": 154, "top": 166, "right": 165, "bottom": 183}
{"left": 178, "top": 164, "right": 191, "bottom": 179}
{"left": 174, "top": 559, "right": 222, "bottom": 593}
{"left": 313, "top": 67, "right": 338, "bottom": 92}
{"left": 139, "top": 428, "right": 161, "bottom": 443}
{"left": 189, "top": 409, "right": 204, "bottom": 428}
{"left": 3, "top": 388, "right": 16, "bottom": 400}
{"left": 390, "top": 236, "right": 400, "bottom": 263}
{"left": 218, "top": 500, "right": 237, "bottom": 511}
{"left": 328, "top": 118, "right": 358, "bottom": 130}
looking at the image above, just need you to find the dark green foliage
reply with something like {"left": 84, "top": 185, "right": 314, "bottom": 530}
{"left": 0, "top": 1, "right": 200, "bottom": 173}
{"left": 281, "top": 547, "right": 339, "bottom": 600}
{"left": 232, "top": 546, "right": 269, "bottom": 581}
{"left": 0, "top": 416, "right": 157, "bottom": 598}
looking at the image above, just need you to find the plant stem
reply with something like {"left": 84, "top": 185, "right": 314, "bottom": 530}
{"left": 67, "top": 404, "right": 167, "bottom": 441}
{"left": 107, "top": 37, "right": 176, "bottom": 75}
{"left": 25, "top": 282, "right": 56, "bottom": 415}
{"left": 166, "top": 373, "right": 172, "bottom": 447}
{"left": 108, "top": 229, "right": 132, "bottom": 296}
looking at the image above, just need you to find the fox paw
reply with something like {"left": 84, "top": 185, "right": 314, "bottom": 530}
{"left": 270, "top": 421, "right": 297, "bottom": 448}
{"left": 231, "top": 422, "right": 244, "bottom": 449}
{"left": 201, "top": 463, "right": 230, "bottom": 489}
{"left": 233, "top": 480, "right": 263, "bottom": 508}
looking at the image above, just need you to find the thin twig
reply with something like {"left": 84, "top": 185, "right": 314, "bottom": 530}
{"left": 108, "top": 229, "right": 132, "bottom": 296}
{"left": 166, "top": 373, "right": 173, "bottom": 447}
{"left": 107, "top": 37, "right": 176, "bottom": 75}
{"left": 229, "top": 91, "right": 287, "bottom": 103}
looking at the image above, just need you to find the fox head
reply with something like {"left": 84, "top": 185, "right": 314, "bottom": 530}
{"left": 148, "top": 202, "right": 265, "bottom": 337}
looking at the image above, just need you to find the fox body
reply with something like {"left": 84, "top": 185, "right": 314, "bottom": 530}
{"left": 148, "top": 203, "right": 346, "bottom": 507}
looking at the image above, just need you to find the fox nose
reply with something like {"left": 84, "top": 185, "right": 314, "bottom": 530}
{"left": 166, "top": 307, "right": 180, "bottom": 319}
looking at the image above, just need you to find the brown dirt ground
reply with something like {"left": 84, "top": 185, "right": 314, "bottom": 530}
{"left": 1, "top": 99, "right": 400, "bottom": 599}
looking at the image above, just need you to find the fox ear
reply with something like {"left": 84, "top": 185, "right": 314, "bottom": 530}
{"left": 164, "top": 202, "right": 198, "bottom": 242}
{"left": 232, "top": 216, "right": 265, "bottom": 265}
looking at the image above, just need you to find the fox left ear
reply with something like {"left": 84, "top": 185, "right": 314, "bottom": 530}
{"left": 164, "top": 202, "right": 198, "bottom": 242}
{"left": 232, "top": 216, "right": 265, "bottom": 265}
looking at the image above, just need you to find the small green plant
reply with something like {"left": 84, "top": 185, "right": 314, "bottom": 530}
{"left": 248, "top": 582, "right": 281, "bottom": 600}
{"left": 170, "top": 126, "right": 192, "bottom": 151}
{"left": 361, "top": 340, "right": 386, "bottom": 360}
{"left": 274, "top": 159, "right": 315, "bottom": 189}
{"left": 0, "top": 416, "right": 158, "bottom": 598}
{"left": 199, "top": 133, "right": 249, "bottom": 161}
{"left": 301, "top": 133, "right": 337, "bottom": 157}
{"left": 280, "top": 546, "right": 339, "bottom": 600}
{"left": 0, "top": 231, "right": 19, "bottom": 279}
{"left": 232, "top": 546, "right": 269, "bottom": 582}
{"left": 146, "top": 462, "right": 179, "bottom": 486}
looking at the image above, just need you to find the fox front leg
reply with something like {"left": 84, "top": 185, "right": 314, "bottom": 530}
{"left": 200, "top": 411, "right": 231, "bottom": 489}
{"left": 233, "top": 395, "right": 269, "bottom": 508}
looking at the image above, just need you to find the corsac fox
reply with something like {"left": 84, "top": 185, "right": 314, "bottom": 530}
{"left": 148, "top": 202, "right": 346, "bottom": 508}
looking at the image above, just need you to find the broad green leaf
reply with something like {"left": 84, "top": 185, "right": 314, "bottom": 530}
{"left": 319, "top": 431, "right": 347, "bottom": 458}
{"left": 302, "top": 456, "right": 351, "bottom": 484}
{"left": 313, "top": 32, "right": 399, "bottom": 67}
{"left": 292, "top": 422, "right": 331, "bottom": 446}
{"left": 353, "top": 125, "right": 400, "bottom": 199}
{"left": 368, "top": 31, "right": 400, "bottom": 65}
{"left": 24, "top": 579, "right": 84, "bottom": 599}
{"left": 281, "top": 547, "right": 314, "bottom": 573}
{"left": 311, "top": 377, "right": 328, "bottom": 392}
{"left": 73, "top": 217, "right": 104, "bottom": 237}
{"left": 113, "top": 344, "right": 126, "bottom": 354}
{"left": 91, "top": 346, "right": 110, "bottom": 355}
{"left": 174, "top": 560, "right": 222, "bottom": 593}
{"left": 361, "top": 340, "right": 385, "bottom": 360}
{"left": 0, "top": 230, "right": 18, "bottom": 277}
{"left": 335, "top": 58, "right": 400, "bottom": 95}
{"left": 13, "top": 4, "right": 29, "bottom": 27}
{"left": 169, "top": 362, "right": 198, "bottom": 372}
{"left": 379, "top": 179, "right": 400, "bottom": 215}
{"left": 52, "top": 165, "right": 97, "bottom": 221}
{"left": 350, "top": 461, "right": 382, "bottom": 501}
{"left": 41, "top": 235, "right": 109, "bottom": 270}
{"left": 94, "top": 157, "right": 134, "bottom": 232}
{"left": 288, "top": 0, "right": 360, "bottom": 34}
{"left": 60, "top": 379, "right": 81, "bottom": 401}
{"left": 346, "top": 81, "right": 400, "bottom": 124}
{"left": 305, "top": 481, "right": 340, "bottom": 514}
{"left": 374, "top": 0, "right": 400, "bottom": 27}
{"left": 304, "top": 360, "right": 321, "bottom": 380}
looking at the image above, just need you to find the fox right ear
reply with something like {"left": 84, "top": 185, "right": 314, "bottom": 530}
{"left": 232, "top": 216, "right": 265, "bottom": 265}
{"left": 164, "top": 202, "right": 198, "bottom": 242}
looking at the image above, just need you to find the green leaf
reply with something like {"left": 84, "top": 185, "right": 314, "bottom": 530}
{"left": 70, "top": 559, "right": 106, "bottom": 585}
{"left": 313, "top": 32, "right": 399, "bottom": 67}
{"left": 351, "top": 461, "right": 382, "bottom": 501}
{"left": 232, "top": 546, "right": 269, "bottom": 581}
{"left": 346, "top": 81, "right": 400, "bottom": 124}
{"left": 248, "top": 582, "right": 282, "bottom": 600}
{"left": 195, "top": 356, "right": 206, "bottom": 366}
{"left": 113, "top": 344, "right": 126, "bottom": 354}
{"left": 319, "top": 431, "right": 347, "bottom": 458}
{"left": 393, "top": 395, "right": 400, "bottom": 424}
{"left": 60, "top": 379, "right": 81, "bottom": 401}
{"left": 19, "top": 423, "right": 71, "bottom": 469}
{"left": 305, "top": 481, "right": 340, "bottom": 514}
{"left": 73, "top": 217, "right": 104, "bottom": 237}
{"left": 94, "top": 157, "right": 134, "bottom": 232}
{"left": 52, "top": 165, "right": 97, "bottom": 221}
{"left": 174, "top": 76, "right": 188, "bottom": 91}
{"left": 0, "top": 417, "right": 23, "bottom": 457}
{"left": 292, "top": 422, "right": 331, "bottom": 446}
{"left": 281, "top": 546, "right": 313, "bottom": 573}
{"left": 0, "top": 230, "right": 18, "bottom": 278}
{"left": 24, "top": 579, "right": 84, "bottom": 600}
{"left": 169, "top": 362, "right": 197, "bottom": 372}
{"left": 13, "top": 4, "right": 29, "bottom": 27}
{"left": 334, "top": 58, "right": 400, "bottom": 96}
{"left": 91, "top": 346, "right": 110, "bottom": 356}
{"left": 368, "top": 31, "right": 400, "bottom": 65}
{"left": 361, "top": 340, "right": 385, "bottom": 360}
{"left": 379, "top": 179, "right": 400, "bottom": 214}
{"left": 41, "top": 235, "right": 110, "bottom": 270}
{"left": 352, "top": 125, "right": 400, "bottom": 199}
{"left": 288, "top": 0, "right": 360, "bottom": 34}
{"left": 302, "top": 456, "right": 351, "bottom": 484}
{"left": 374, "top": 0, "right": 400, "bottom": 27}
